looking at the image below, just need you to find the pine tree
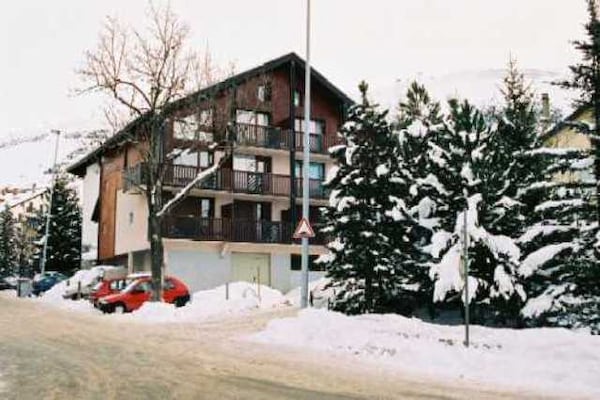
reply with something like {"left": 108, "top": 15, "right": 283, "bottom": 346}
{"left": 0, "top": 208, "right": 17, "bottom": 277}
{"left": 427, "top": 99, "right": 525, "bottom": 324}
{"left": 35, "top": 175, "right": 82, "bottom": 275}
{"left": 519, "top": 147, "right": 600, "bottom": 332}
{"left": 321, "top": 82, "right": 423, "bottom": 315}
{"left": 557, "top": 0, "right": 600, "bottom": 225}
{"left": 394, "top": 82, "right": 446, "bottom": 313}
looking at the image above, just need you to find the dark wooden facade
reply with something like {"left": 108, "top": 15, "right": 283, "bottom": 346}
{"left": 70, "top": 53, "right": 352, "bottom": 262}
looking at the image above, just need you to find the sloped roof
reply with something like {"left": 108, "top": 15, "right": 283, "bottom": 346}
{"left": 67, "top": 52, "right": 354, "bottom": 176}
{"left": 541, "top": 104, "right": 591, "bottom": 141}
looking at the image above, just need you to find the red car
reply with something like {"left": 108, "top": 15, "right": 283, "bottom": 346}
{"left": 97, "top": 276, "right": 190, "bottom": 314}
{"left": 89, "top": 273, "right": 150, "bottom": 307}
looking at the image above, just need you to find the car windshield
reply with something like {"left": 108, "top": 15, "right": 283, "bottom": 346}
{"left": 122, "top": 279, "right": 150, "bottom": 293}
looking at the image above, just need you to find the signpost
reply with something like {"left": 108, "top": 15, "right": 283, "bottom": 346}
{"left": 462, "top": 194, "right": 470, "bottom": 348}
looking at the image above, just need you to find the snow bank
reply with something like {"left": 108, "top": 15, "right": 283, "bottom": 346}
{"left": 125, "top": 282, "right": 291, "bottom": 324}
{"left": 249, "top": 309, "right": 600, "bottom": 397}
{"left": 285, "top": 278, "right": 333, "bottom": 308}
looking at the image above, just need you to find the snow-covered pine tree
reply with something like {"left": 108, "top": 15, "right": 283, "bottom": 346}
{"left": 485, "top": 59, "right": 545, "bottom": 238}
{"left": 428, "top": 99, "right": 525, "bottom": 324}
{"left": 519, "top": 146, "right": 600, "bottom": 332}
{"left": 0, "top": 208, "right": 17, "bottom": 277}
{"left": 35, "top": 175, "right": 82, "bottom": 274}
{"left": 321, "top": 82, "right": 422, "bottom": 315}
{"left": 556, "top": 0, "right": 600, "bottom": 225}
{"left": 394, "top": 82, "right": 446, "bottom": 312}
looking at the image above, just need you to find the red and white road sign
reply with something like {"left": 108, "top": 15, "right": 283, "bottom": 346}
{"left": 293, "top": 217, "right": 315, "bottom": 239}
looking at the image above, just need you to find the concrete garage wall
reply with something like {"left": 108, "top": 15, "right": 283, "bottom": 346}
{"left": 166, "top": 250, "right": 231, "bottom": 293}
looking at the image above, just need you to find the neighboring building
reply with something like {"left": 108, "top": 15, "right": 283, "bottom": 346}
{"left": 5, "top": 187, "right": 47, "bottom": 274}
{"left": 68, "top": 53, "right": 353, "bottom": 293}
{"left": 542, "top": 104, "right": 596, "bottom": 185}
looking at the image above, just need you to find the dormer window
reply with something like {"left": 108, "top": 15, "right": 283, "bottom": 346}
{"left": 257, "top": 84, "right": 271, "bottom": 102}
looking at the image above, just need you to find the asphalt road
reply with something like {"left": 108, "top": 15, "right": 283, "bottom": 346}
{"left": 0, "top": 293, "right": 551, "bottom": 400}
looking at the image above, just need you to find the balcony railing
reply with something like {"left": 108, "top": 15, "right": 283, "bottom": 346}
{"left": 161, "top": 216, "right": 327, "bottom": 245}
{"left": 124, "top": 163, "right": 329, "bottom": 199}
{"left": 233, "top": 123, "right": 343, "bottom": 154}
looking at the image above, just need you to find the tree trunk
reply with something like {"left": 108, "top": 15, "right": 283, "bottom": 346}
{"left": 148, "top": 203, "right": 164, "bottom": 302}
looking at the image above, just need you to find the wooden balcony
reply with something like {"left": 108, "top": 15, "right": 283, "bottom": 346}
{"left": 125, "top": 163, "right": 330, "bottom": 200}
{"left": 233, "top": 123, "right": 343, "bottom": 154}
{"left": 162, "top": 216, "right": 327, "bottom": 245}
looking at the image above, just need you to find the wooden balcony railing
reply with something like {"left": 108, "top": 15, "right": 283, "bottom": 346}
{"left": 161, "top": 216, "right": 327, "bottom": 245}
{"left": 124, "top": 163, "right": 330, "bottom": 200}
{"left": 233, "top": 123, "right": 343, "bottom": 154}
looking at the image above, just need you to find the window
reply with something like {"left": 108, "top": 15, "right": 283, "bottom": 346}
{"left": 199, "top": 151, "right": 211, "bottom": 168}
{"left": 236, "top": 110, "right": 269, "bottom": 126}
{"left": 200, "top": 199, "right": 211, "bottom": 218}
{"left": 293, "top": 90, "right": 302, "bottom": 107}
{"left": 295, "top": 161, "right": 325, "bottom": 180}
{"left": 198, "top": 109, "right": 213, "bottom": 126}
{"left": 257, "top": 84, "right": 271, "bottom": 102}
{"left": 174, "top": 150, "right": 198, "bottom": 167}
{"left": 128, "top": 212, "right": 134, "bottom": 225}
{"left": 173, "top": 115, "right": 198, "bottom": 140}
{"left": 290, "top": 254, "right": 324, "bottom": 271}
{"left": 163, "top": 279, "right": 175, "bottom": 290}
{"left": 174, "top": 110, "right": 213, "bottom": 141}
{"left": 295, "top": 118, "right": 325, "bottom": 135}
{"left": 233, "top": 155, "right": 257, "bottom": 172}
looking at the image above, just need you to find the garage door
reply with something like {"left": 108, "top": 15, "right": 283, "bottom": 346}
{"left": 232, "top": 253, "right": 271, "bottom": 286}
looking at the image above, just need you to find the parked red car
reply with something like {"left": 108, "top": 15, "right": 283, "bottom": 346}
{"left": 97, "top": 276, "right": 190, "bottom": 314}
{"left": 89, "top": 273, "right": 150, "bottom": 307}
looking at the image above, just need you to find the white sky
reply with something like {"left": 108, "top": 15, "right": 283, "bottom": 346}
{"left": 0, "top": 0, "right": 589, "bottom": 139}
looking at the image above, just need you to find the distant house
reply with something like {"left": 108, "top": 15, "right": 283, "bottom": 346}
{"left": 67, "top": 52, "right": 353, "bottom": 293}
{"left": 542, "top": 104, "right": 596, "bottom": 186}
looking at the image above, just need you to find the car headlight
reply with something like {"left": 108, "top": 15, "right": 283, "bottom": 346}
{"left": 99, "top": 299, "right": 108, "bottom": 304}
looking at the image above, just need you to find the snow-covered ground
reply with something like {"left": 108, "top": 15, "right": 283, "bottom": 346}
{"left": 248, "top": 309, "right": 600, "bottom": 398}
{"left": 33, "top": 281, "right": 292, "bottom": 323}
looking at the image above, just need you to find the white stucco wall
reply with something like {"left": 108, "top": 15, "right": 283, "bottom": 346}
{"left": 114, "top": 191, "right": 149, "bottom": 255}
{"left": 165, "top": 249, "right": 232, "bottom": 293}
{"left": 81, "top": 163, "right": 100, "bottom": 259}
{"left": 163, "top": 241, "right": 327, "bottom": 294}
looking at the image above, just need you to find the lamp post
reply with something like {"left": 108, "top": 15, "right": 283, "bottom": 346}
{"left": 300, "top": 0, "right": 312, "bottom": 308}
{"left": 40, "top": 130, "right": 61, "bottom": 275}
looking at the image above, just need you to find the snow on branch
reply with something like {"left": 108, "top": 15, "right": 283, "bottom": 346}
{"left": 156, "top": 161, "right": 221, "bottom": 218}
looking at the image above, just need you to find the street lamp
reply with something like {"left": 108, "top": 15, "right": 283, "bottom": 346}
{"left": 300, "top": 0, "right": 312, "bottom": 308}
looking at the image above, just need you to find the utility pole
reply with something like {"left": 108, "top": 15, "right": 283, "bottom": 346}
{"left": 40, "top": 130, "right": 61, "bottom": 275}
{"left": 300, "top": 0, "right": 312, "bottom": 309}
{"left": 462, "top": 192, "right": 470, "bottom": 347}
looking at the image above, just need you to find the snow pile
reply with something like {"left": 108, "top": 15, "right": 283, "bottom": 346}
{"left": 249, "top": 309, "right": 600, "bottom": 397}
{"left": 39, "top": 266, "right": 113, "bottom": 302}
{"left": 285, "top": 278, "right": 333, "bottom": 308}
{"left": 127, "top": 282, "right": 291, "bottom": 323}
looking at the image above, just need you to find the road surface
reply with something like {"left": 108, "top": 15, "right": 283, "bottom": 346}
{"left": 0, "top": 293, "right": 554, "bottom": 400}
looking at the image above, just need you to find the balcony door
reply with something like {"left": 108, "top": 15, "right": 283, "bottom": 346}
{"left": 236, "top": 110, "right": 269, "bottom": 146}
{"left": 233, "top": 155, "right": 271, "bottom": 194}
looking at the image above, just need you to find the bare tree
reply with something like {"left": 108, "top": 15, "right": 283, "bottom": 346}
{"left": 79, "top": 2, "right": 231, "bottom": 301}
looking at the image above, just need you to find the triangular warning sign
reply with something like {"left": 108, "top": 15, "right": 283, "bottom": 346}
{"left": 293, "top": 217, "right": 315, "bottom": 239}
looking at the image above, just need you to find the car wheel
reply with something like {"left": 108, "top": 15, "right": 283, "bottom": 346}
{"left": 175, "top": 297, "right": 188, "bottom": 308}
{"left": 113, "top": 303, "right": 126, "bottom": 314}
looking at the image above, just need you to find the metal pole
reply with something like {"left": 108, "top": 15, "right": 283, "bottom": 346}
{"left": 300, "top": 0, "right": 312, "bottom": 309}
{"left": 40, "top": 130, "right": 61, "bottom": 275}
{"left": 463, "top": 193, "right": 470, "bottom": 347}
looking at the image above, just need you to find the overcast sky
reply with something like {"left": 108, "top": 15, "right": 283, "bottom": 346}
{"left": 0, "top": 1, "right": 589, "bottom": 139}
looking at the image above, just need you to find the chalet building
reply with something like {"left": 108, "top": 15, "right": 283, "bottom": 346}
{"left": 68, "top": 53, "right": 353, "bottom": 293}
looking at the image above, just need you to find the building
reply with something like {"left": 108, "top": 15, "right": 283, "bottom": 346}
{"left": 68, "top": 53, "right": 353, "bottom": 293}
{"left": 542, "top": 104, "right": 596, "bottom": 184}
